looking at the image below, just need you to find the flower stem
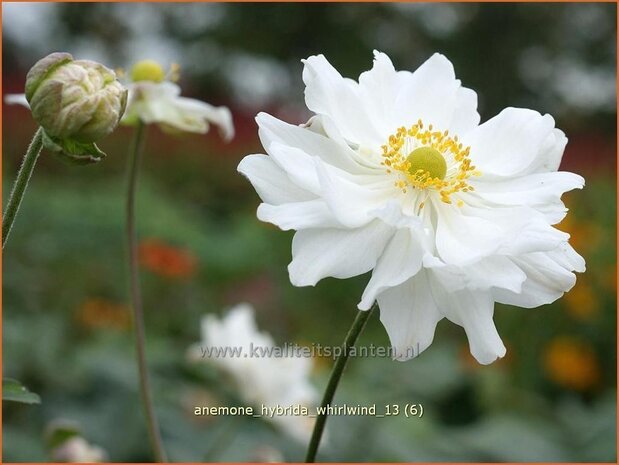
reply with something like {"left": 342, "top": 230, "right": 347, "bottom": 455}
{"left": 126, "top": 121, "right": 168, "bottom": 462}
{"left": 305, "top": 306, "right": 375, "bottom": 463}
{"left": 2, "top": 127, "right": 44, "bottom": 248}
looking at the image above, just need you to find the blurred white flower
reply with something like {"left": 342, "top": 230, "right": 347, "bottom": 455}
{"left": 51, "top": 437, "right": 106, "bottom": 463}
{"left": 238, "top": 51, "right": 585, "bottom": 365}
{"left": 122, "top": 59, "right": 234, "bottom": 140}
{"left": 190, "top": 303, "right": 318, "bottom": 443}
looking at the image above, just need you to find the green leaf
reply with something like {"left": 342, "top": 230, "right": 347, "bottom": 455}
{"left": 2, "top": 378, "right": 41, "bottom": 404}
{"left": 41, "top": 130, "right": 107, "bottom": 164}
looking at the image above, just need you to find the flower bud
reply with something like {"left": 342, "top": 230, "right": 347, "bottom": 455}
{"left": 25, "top": 52, "right": 127, "bottom": 143}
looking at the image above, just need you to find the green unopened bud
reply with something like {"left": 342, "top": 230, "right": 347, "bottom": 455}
{"left": 25, "top": 52, "right": 127, "bottom": 144}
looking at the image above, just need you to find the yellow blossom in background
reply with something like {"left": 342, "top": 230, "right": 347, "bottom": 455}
{"left": 543, "top": 337, "right": 600, "bottom": 391}
{"left": 563, "top": 278, "right": 600, "bottom": 321}
{"left": 558, "top": 216, "right": 603, "bottom": 256}
{"left": 75, "top": 298, "right": 131, "bottom": 331}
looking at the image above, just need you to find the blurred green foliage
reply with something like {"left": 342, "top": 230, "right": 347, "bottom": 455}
{"left": 3, "top": 2, "right": 617, "bottom": 462}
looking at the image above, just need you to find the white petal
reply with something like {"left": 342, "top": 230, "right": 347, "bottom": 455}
{"left": 314, "top": 157, "right": 394, "bottom": 228}
{"left": 376, "top": 270, "right": 443, "bottom": 361}
{"left": 498, "top": 217, "right": 569, "bottom": 256}
{"left": 357, "top": 51, "right": 401, "bottom": 135}
{"left": 302, "top": 54, "right": 384, "bottom": 148}
{"left": 174, "top": 97, "right": 235, "bottom": 140}
{"left": 472, "top": 171, "right": 584, "bottom": 209}
{"left": 461, "top": 204, "right": 570, "bottom": 255}
{"left": 528, "top": 128, "right": 568, "bottom": 174}
{"left": 237, "top": 154, "right": 314, "bottom": 205}
{"left": 256, "top": 112, "right": 373, "bottom": 174}
{"left": 473, "top": 257, "right": 526, "bottom": 293}
{"left": 547, "top": 242, "right": 586, "bottom": 273}
{"left": 426, "top": 255, "right": 527, "bottom": 294}
{"left": 288, "top": 220, "right": 393, "bottom": 286}
{"left": 433, "top": 284, "right": 506, "bottom": 365}
{"left": 395, "top": 53, "right": 476, "bottom": 132}
{"left": 465, "top": 107, "right": 557, "bottom": 178}
{"left": 433, "top": 199, "right": 503, "bottom": 265}
{"left": 359, "top": 228, "right": 424, "bottom": 310}
{"left": 257, "top": 200, "right": 340, "bottom": 230}
{"left": 369, "top": 200, "right": 424, "bottom": 229}
{"left": 449, "top": 86, "right": 480, "bottom": 135}
{"left": 266, "top": 142, "right": 321, "bottom": 194}
{"left": 493, "top": 246, "right": 582, "bottom": 308}
{"left": 123, "top": 82, "right": 178, "bottom": 124}
{"left": 304, "top": 114, "right": 384, "bottom": 169}
{"left": 4, "top": 93, "right": 29, "bottom": 108}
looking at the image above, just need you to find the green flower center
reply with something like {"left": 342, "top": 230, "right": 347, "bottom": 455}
{"left": 131, "top": 60, "right": 165, "bottom": 83}
{"left": 406, "top": 146, "right": 447, "bottom": 180}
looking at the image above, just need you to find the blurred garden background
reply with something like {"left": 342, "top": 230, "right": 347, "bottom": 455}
{"left": 2, "top": 2, "right": 617, "bottom": 462}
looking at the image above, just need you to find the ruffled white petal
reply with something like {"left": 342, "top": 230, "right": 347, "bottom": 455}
{"left": 527, "top": 128, "right": 568, "bottom": 174}
{"left": 376, "top": 270, "right": 443, "bottom": 361}
{"left": 453, "top": 203, "right": 570, "bottom": 256}
{"left": 173, "top": 97, "right": 235, "bottom": 140}
{"left": 449, "top": 86, "right": 481, "bottom": 136}
{"left": 257, "top": 200, "right": 339, "bottom": 230}
{"left": 357, "top": 51, "right": 403, "bottom": 137}
{"left": 425, "top": 254, "right": 527, "bottom": 294}
{"left": 465, "top": 107, "right": 557, "bottom": 178}
{"left": 433, "top": 199, "right": 503, "bottom": 265}
{"left": 493, "top": 211, "right": 569, "bottom": 256}
{"left": 359, "top": 228, "right": 425, "bottom": 310}
{"left": 395, "top": 53, "right": 479, "bottom": 134}
{"left": 547, "top": 241, "right": 586, "bottom": 273}
{"left": 257, "top": 112, "right": 374, "bottom": 174}
{"left": 493, "top": 243, "right": 583, "bottom": 308}
{"left": 304, "top": 114, "right": 385, "bottom": 169}
{"left": 432, "top": 284, "right": 506, "bottom": 364}
{"left": 288, "top": 220, "right": 393, "bottom": 286}
{"left": 303, "top": 54, "right": 384, "bottom": 149}
{"left": 314, "top": 158, "right": 395, "bottom": 228}
{"left": 266, "top": 142, "right": 322, "bottom": 194}
{"left": 471, "top": 171, "right": 584, "bottom": 216}
{"left": 238, "top": 154, "right": 314, "bottom": 205}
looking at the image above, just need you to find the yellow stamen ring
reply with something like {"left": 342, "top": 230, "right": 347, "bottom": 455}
{"left": 380, "top": 119, "right": 480, "bottom": 204}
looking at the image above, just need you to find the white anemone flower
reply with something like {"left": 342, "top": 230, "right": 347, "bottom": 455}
{"left": 189, "top": 303, "right": 318, "bottom": 443}
{"left": 5, "top": 59, "right": 235, "bottom": 141}
{"left": 237, "top": 51, "right": 585, "bottom": 365}
{"left": 121, "top": 60, "right": 234, "bottom": 140}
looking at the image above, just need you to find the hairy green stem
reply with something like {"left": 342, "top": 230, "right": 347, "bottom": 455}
{"left": 126, "top": 121, "right": 168, "bottom": 462}
{"left": 2, "top": 127, "right": 44, "bottom": 248}
{"left": 305, "top": 306, "right": 375, "bottom": 462}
